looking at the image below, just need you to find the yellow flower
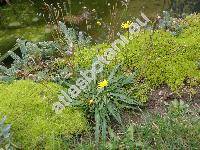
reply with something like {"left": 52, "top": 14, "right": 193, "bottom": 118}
{"left": 121, "top": 21, "right": 132, "bottom": 29}
{"left": 97, "top": 21, "right": 101, "bottom": 26}
{"left": 88, "top": 99, "right": 94, "bottom": 105}
{"left": 98, "top": 79, "right": 108, "bottom": 89}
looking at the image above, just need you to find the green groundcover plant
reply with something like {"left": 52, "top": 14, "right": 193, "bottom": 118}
{"left": 0, "top": 80, "right": 87, "bottom": 149}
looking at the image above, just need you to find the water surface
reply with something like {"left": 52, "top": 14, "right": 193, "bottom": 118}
{"left": 0, "top": 0, "right": 166, "bottom": 55}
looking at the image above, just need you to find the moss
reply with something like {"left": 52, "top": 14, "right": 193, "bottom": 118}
{"left": 0, "top": 80, "right": 87, "bottom": 149}
{"left": 120, "top": 14, "right": 200, "bottom": 91}
{"left": 73, "top": 43, "right": 109, "bottom": 69}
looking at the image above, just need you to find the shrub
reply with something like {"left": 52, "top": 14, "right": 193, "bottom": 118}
{"left": 0, "top": 80, "right": 87, "bottom": 149}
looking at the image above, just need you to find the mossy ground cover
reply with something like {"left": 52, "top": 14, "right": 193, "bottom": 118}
{"left": 0, "top": 80, "right": 87, "bottom": 149}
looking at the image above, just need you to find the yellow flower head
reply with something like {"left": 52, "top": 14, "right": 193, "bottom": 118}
{"left": 98, "top": 79, "right": 108, "bottom": 89}
{"left": 121, "top": 21, "right": 132, "bottom": 29}
{"left": 97, "top": 21, "right": 102, "bottom": 26}
{"left": 88, "top": 99, "right": 94, "bottom": 105}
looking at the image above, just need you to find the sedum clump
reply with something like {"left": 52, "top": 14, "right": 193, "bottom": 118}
{"left": 0, "top": 80, "right": 87, "bottom": 149}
